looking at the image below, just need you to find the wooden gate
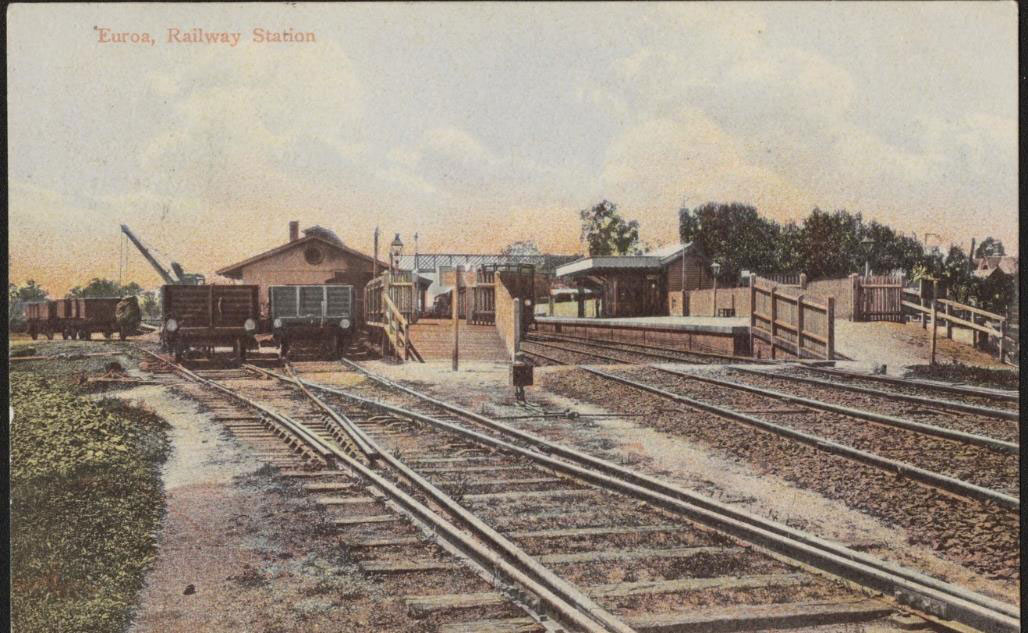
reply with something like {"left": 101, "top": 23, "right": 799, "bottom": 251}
{"left": 856, "top": 275, "right": 904, "bottom": 322}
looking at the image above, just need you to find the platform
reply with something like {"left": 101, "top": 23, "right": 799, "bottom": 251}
{"left": 533, "top": 316, "right": 751, "bottom": 357}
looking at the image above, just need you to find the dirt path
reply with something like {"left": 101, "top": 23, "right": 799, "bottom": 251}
{"left": 113, "top": 382, "right": 384, "bottom": 633}
{"left": 832, "top": 321, "right": 1007, "bottom": 373}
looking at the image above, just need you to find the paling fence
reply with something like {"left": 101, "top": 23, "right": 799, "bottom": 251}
{"left": 750, "top": 276, "right": 835, "bottom": 360}
{"left": 854, "top": 275, "right": 904, "bottom": 322}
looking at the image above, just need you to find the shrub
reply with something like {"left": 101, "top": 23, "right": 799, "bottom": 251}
{"left": 11, "top": 374, "right": 171, "bottom": 633}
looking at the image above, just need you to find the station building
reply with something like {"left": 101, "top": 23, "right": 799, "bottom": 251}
{"left": 553, "top": 243, "right": 713, "bottom": 318}
{"left": 215, "top": 221, "right": 389, "bottom": 320}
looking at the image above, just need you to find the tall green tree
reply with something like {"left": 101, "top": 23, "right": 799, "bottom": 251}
{"left": 9, "top": 280, "right": 49, "bottom": 323}
{"left": 66, "top": 278, "right": 144, "bottom": 299}
{"left": 579, "top": 200, "right": 642, "bottom": 256}
{"left": 678, "top": 202, "right": 781, "bottom": 282}
{"left": 974, "top": 237, "right": 1005, "bottom": 258}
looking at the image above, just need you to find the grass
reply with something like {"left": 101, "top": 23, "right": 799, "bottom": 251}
{"left": 905, "top": 362, "right": 1019, "bottom": 390}
{"left": 10, "top": 372, "right": 171, "bottom": 633}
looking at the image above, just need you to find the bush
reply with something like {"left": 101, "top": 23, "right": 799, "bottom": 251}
{"left": 11, "top": 374, "right": 171, "bottom": 633}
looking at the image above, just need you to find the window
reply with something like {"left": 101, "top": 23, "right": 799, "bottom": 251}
{"left": 304, "top": 246, "right": 324, "bottom": 265}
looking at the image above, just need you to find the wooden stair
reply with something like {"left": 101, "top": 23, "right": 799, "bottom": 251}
{"left": 408, "top": 318, "right": 509, "bottom": 362}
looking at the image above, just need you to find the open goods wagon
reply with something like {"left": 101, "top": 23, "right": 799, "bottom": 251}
{"left": 161, "top": 284, "right": 259, "bottom": 363}
{"left": 25, "top": 297, "right": 138, "bottom": 340}
{"left": 269, "top": 284, "right": 355, "bottom": 359}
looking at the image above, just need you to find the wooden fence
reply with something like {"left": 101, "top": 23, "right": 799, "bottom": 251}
{"left": 855, "top": 275, "right": 904, "bottom": 322}
{"left": 901, "top": 289, "right": 1016, "bottom": 365}
{"left": 750, "top": 276, "right": 835, "bottom": 360}
{"left": 363, "top": 271, "right": 423, "bottom": 361}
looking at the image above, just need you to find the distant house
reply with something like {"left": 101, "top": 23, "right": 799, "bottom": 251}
{"left": 216, "top": 221, "right": 388, "bottom": 320}
{"left": 554, "top": 243, "right": 712, "bottom": 318}
{"left": 972, "top": 256, "right": 1018, "bottom": 281}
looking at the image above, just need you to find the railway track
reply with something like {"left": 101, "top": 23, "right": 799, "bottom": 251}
{"left": 523, "top": 336, "right": 1018, "bottom": 452}
{"left": 519, "top": 340, "right": 1019, "bottom": 584}
{"left": 529, "top": 332, "right": 772, "bottom": 365}
{"left": 131, "top": 346, "right": 1020, "bottom": 633}
{"left": 519, "top": 340, "right": 1019, "bottom": 502}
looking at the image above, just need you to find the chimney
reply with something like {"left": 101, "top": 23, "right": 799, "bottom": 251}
{"left": 289, "top": 221, "right": 299, "bottom": 242}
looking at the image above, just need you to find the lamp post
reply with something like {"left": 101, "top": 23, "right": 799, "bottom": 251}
{"left": 861, "top": 237, "right": 874, "bottom": 277}
{"left": 711, "top": 261, "right": 721, "bottom": 317}
{"left": 390, "top": 233, "right": 404, "bottom": 275}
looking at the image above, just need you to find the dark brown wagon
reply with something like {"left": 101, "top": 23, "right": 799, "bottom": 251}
{"left": 161, "top": 284, "right": 260, "bottom": 363}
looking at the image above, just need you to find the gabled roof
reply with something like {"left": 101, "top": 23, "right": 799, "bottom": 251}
{"left": 555, "top": 242, "right": 702, "bottom": 277}
{"left": 216, "top": 235, "right": 389, "bottom": 279}
{"left": 973, "top": 256, "right": 1018, "bottom": 277}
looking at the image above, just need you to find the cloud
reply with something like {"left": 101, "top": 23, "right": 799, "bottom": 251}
{"left": 601, "top": 108, "right": 813, "bottom": 226}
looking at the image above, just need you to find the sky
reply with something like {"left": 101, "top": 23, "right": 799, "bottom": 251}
{"left": 7, "top": 2, "right": 1019, "bottom": 296}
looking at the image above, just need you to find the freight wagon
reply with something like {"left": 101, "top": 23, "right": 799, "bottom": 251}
{"left": 269, "top": 284, "right": 355, "bottom": 359}
{"left": 161, "top": 284, "right": 260, "bottom": 363}
{"left": 26, "top": 297, "right": 137, "bottom": 340}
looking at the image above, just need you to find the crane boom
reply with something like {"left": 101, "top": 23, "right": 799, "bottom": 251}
{"left": 120, "top": 224, "right": 177, "bottom": 285}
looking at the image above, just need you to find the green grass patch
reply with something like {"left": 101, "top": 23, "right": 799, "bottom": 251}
{"left": 905, "top": 362, "right": 1019, "bottom": 390}
{"left": 11, "top": 373, "right": 171, "bottom": 633}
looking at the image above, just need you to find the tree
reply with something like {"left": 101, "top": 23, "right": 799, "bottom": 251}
{"left": 679, "top": 202, "right": 781, "bottom": 282}
{"left": 940, "top": 246, "right": 976, "bottom": 303}
{"left": 500, "top": 240, "right": 542, "bottom": 257}
{"left": 140, "top": 290, "right": 161, "bottom": 320}
{"left": 8, "top": 280, "right": 49, "bottom": 325}
{"left": 66, "top": 278, "right": 145, "bottom": 299}
{"left": 579, "top": 200, "right": 642, "bottom": 256}
{"left": 974, "top": 237, "right": 1005, "bottom": 258}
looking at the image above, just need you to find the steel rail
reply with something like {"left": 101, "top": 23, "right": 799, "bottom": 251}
{"left": 242, "top": 363, "right": 637, "bottom": 633}
{"left": 528, "top": 332, "right": 778, "bottom": 364}
{"left": 655, "top": 369, "right": 1017, "bottom": 455}
{"left": 281, "top": 363, "right": 380, "bottom": 462}
{"left": 328, "top": 359, "right": 1019, "bottom": 633}
{"left": 523, "top": 347, "right": 1017, "bottom": 510}
{"left": 729, "top": 367, "right": 1018, "bottom": 422}
{"left": 524, "top": 339, "right": 1017, "bottom": 454}
{"left": 150, "top": 351, "right": 635, "bottom": 633}
{"left": 139, "top": 349, "right": 334, "bottom": 462}
{"left": 803, "top": 366, "right": 1019, "bottom": 403}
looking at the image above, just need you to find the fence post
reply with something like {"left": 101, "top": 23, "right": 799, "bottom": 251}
{"left": 548, "top": 293, "right": 554, "bottom": 317}
{"left": 930, "top": 300, "right": 938, "bottom": 366}
{"left": 826, "top": 297, "right": 835, "bottom": 361}
{"left": 799, "top": 273, "right": 807, "bottom": 289}
{"left": 769, "top": 285, "right": 778, "bottom": 359}
{"left": 749, "top": 275, "right": 756, "bottom": 358}
{"left": 796, "top": 294, "right": 805, "bottom": 357}
{"left": 452, "top": 265, "right": 461, "bottom": 372}
{"left": 944, "top": 302, "right": 952, "bottom": 339}
{"left": 513, "top": 298, "right": 522, "bottom": 361}
{"left": 850, "top": 273, "right": 860, "bottom": 321}
{"left": 999, "top": 318, "right": 1006, "bottom": 363}
{"left": 920, "top": 279, "right": 927, "bottom": 329}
